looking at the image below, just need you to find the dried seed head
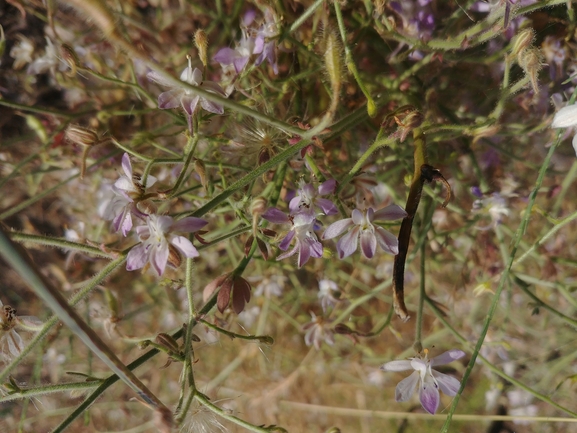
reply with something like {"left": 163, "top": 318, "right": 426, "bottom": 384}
{"left": 194, "top": 29, "right": 209, "bottom": 68}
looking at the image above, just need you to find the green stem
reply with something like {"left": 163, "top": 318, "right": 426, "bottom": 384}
{"left": 333, "top": 1, "right": 376, "bottom": 117}
{"left": 413, "top": 234, "right": 426, "bottom": 353}
{"left": 9, "top": 232, "right": 115, "bottom": 258}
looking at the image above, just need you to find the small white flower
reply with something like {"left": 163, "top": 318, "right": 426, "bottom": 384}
{"left": 551, "top": 103, "right": 577, "bottom": 155}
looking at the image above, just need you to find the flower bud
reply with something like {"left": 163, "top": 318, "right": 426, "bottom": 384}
{"left": 61, "top": 43, "right": 79, "bottom": 76}
{"left": 167, "top": 245, "right": 182, "bottom": 269}
{"left": 155, "top": 333, "right": 180, "bottom": 353}
{"left": 194, "top": 158, "right": 207, "bottom": 191}
{"left": 518, "top": 47, "right": 543, "bottom": 94}
{"left": 64, "top": 124, "right": 99, "bottom": 147}
{"left": 64, "top": 124, "right": 100, "bottom": 179}
{"left": 194, "top": 29, "right": 209, "bottom": 68}
{"left": 511, "top": 28, "right": 534, "bottom": 59}
{"left": 321, "top": 23, "right": 345, "bottom": 118}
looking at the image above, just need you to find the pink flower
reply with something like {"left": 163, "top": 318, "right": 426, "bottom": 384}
{"left": 126, "top": 214, "right": 207, "bottom": 276}
{"left": 381, "top": 349, "right": 465, "bottom": 414}
{"left": 322, "top": 205, "right": 407, "bottom": 259}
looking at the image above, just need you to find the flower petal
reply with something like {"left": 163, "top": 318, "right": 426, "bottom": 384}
{"left": 297, "top": 241, "right": 311, "bottom": 268}
{"left": 170, "top": 236, "right": 199, "bottom": 258}
{"left": 126, "top": 243, "right": 148, "bottom": 271}
{"left": 213, "top": 47, "right": 238, "bottom": 65}
{"left": 278, "top": 229, "right": 295, "bottom": 251}
{"left": 432, "top": 370, "right": 461, "bottom": 397}
{"left": 316, "top": 198, "right": 338, "bottom": 216}
{"left": 336, "top": 226, "right": 359, "bottom": 259}
{"left": 375, "top": 226, "right": 399, "bottom": 255}
{"left": 431, "top": 349, "right": 466, "bottom": 367}
{"left": 359, "top": 230, "right": 377, "bottom": 259}
{"left": 318, "top": 179, "right": 337, "bottom": 195}
{"left": 420, "top": 378, "right": 440, "bottom": 414}
{"left": 150, "top": 241, "right": 169, "bottom": 276}
{"left": 381, "top": 360, "right": 413, "bottom": 372}
{"left": 322, "top": 218, "right": 353, "bottom": 240}
{"left": 262, "top": 208, "right": 288, "bottom": 224}
{"left": 182, "top": 95, "right": 200, "bottom": 115}
{"left": 200, "top": 98, "right": 224, "bottom": 115}
{"left": 158, "top": 89, "right": 182, "bottom": 109}
{"left": 121, "top": 153, "right": 132, "bottom": 178}
{"left": 172, "top": 217, "right": 208, "bottom": 233}
{"left": 551, "top": 104, "right": 577, "bottom": 128}
{"left": 395, "top": 371, "right": 420, "bottom": 402}
{"left": 373, "top": 204, "right": 408, "bottom": 221}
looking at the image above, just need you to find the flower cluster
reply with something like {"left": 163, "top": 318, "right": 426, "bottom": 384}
{"left": 101, "top": 154, "right": 207, "bottom": 277}
{"left": 213, "top": 8, "right": 280, "bottom": 75}
{"left": 262, "top": 178, "right": 406, "bottom": 267}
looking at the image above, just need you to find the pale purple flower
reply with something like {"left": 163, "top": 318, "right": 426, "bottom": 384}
{"left": 254, "top": 8, "right": 279, "bottom": 74}
{"left": 471, "top": 189, "right": 510, "bottom": 229}
{"left": 303, "top": 312, "right": 334, "bottom": 350}
{"left": 323, "top": 205, "right": 407, "bottom": 259}
{"left": 102, "top": 154, "right": 156, "bottom": 236}
{"left": 289, "top": 179, "right": 338, "bottom": 216}
{"left": 318, "top": 279, "right": 340, "bottom": 312}
{"left": 147, "top": 58, "right": 226, "bottom": 131}
{"left": 262, "top": 208, "right": 323, "bottom": 267}
{"left": 213, "top": 11, "right": 262, "bottom": 74}
{"left": 381, "top": 349, "right": 466, "bottom": 414}
{"left": 126, "top": 214, "right": 207, "bottom": 276}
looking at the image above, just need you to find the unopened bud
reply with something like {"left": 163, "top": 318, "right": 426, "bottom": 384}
{"left": 250, "top": 196, "right": 267, "bottom": 235}
{"left": 518, "top": 47, "right": 543, "bottom": 94}
{"left": 65, "top": 124, "right": 99, "bottom": 147}
{"left": 322, "top": 24, "right": 344, "bottom": 118}
{"left": 65, "top": 124, "right": 100, "bottom": 179}
{"left": 194, "top": 30, "right": 209, "bottom": 68}
{"left": 194, "top": 158, "right": 207, "bottom": 191}
{"left": 155, "top": 333, "right": 180, "bottom": 353}
{"left": 167, "top": 245, "right": 182, "bottom": 269}
{"left": 511, "top": 28, "right": 534, "bottom": 59}
{"left": 61, "top": 44, "right": 79, "bottom": 76}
